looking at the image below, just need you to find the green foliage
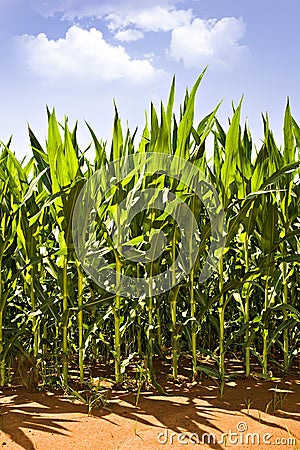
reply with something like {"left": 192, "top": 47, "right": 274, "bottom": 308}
{"left": 0, "top": 73, "right": 299, "bottom": 392}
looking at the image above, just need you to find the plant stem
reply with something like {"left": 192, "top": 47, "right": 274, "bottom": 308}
{"left": 147, "top": 262, "right": 154, "bottom": 376}
{"left": 189, "top": 191, "right": 197, "bottom": 380}
{"left": 190, "top": 268, "right": 197, "bottom": 380}
{"left": 282, "top": 262, "right": 289, "bottom": 372}
{"left": 43, "top": 322, "right": 47, "bottom": 358}
{"left": 136, "top": 264, "right": 142, "bottom": 357}
{"left": 243, "top": 238, "right": 251, "bottom": 377}
{"left": 77, "top": 262, "right": 84, "bottom": 383}
{"left": 91, "top": 309, "right": 97, "bottom": 361}
{"left": 114, "top": 257, "right": 122, "bottom": 383}
{"left": 170, "top": 289, "right": 178, "bottom": 379}
{"left": 219, "top": 256, "right": 225, "bottom": 383}
{"left": 30, "top": 265, "right": 39, "bottom": 359}
{"left": 157, "top": 299, "right": 162, "bottom": 351}
{"left": 62, "top": 255, "right": 68, "bottom": 386}
{"left": 170, "top": 228, "right": 179, "bottom": 379}
{"left": 262, "top": 276, "right": 269, "bottom": 376}
{"left": 0, "top": 308, "right": 4, "bottom": 387}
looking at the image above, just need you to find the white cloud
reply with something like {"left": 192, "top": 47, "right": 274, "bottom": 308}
{"left": 114, "top": 29, "right": 144, "bottom": 42}
{"left": 16, "top": 26, "right": 165, "bottom": 83}
{"left": 106, "top": 13, "right": 130, "bottom": 32}
{"left": 169, "top": 17, "right": 247, "bottom": 68}
{"left": 31, "top": 1, "right": 193, "bottom": 37}
{"left": 32, "top": 0, "right": 181, "bottom": 20}
{"left": 128, "top": 6, "right": 193, "bottom": 32}
{"left": 31, "top": 0, "right": 247, "bottom": 73}
{"left": 106, "top": 6, "right": 193, "bottom": 33}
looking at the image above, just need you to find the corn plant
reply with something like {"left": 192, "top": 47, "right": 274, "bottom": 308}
{"left": 0, "top": 72, "right": 299, "bottom": 392}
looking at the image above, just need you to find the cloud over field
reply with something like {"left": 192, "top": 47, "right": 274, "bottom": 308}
{"left": 106, "top": 6, "right": 193, "bottom": 33}
{"left": 16, "top": 26, "right": 165, "bottom": 83}
{"left": 169, "top": 17, "right": 247, "bottom": 68}
{"left": 31, "top": 0, "right": 182, "bottom": 20}
{"left": 28, "top": 0, "right": 247, "bottom": 69}
{"left": 114, "top": 29, "right": 144, "bottom": 42}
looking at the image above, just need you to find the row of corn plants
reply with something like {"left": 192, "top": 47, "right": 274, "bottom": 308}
{"left": 0, "top": 70, "right": 299, "bottom": 390}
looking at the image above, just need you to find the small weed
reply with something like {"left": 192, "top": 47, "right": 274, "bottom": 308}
{"left": 66, "top": 381, "right": 110, "bottom": 415}
{"left": 268, "top": 385, "right": 291, "bottom": 412}
{"left": 244, "top": 397, "right": 252, "bottom": 415}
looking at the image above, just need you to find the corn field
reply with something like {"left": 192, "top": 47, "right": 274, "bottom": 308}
{"left": 0, "top": 70, "right": 299, "bottom": 392}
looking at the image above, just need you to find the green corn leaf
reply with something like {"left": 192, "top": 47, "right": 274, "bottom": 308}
{"left": 111, "top": 100, "right": 123, "bottom": 162}
{"left": 175, "top": 67, "right": 207, "bottom": 160}
{"left": 283, "top": 98, "right": 295, "bottom": 165}
{"left": 221, "top": 98, "right": 242, "bottom": 204}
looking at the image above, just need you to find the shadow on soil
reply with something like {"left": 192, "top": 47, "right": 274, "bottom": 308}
{"left": 1, "top": 361, "right": 299, "bottom": 450}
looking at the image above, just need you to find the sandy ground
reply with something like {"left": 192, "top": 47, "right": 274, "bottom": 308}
{"left": 1, "top": 376, "right": 299, "bottom": 450}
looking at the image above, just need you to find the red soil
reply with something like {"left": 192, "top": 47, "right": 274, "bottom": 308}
{"left": 1, "top": 375, "right": 299, "bottom": 450}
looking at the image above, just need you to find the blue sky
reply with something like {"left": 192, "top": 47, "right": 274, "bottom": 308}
{"left": 1, "top": 0, "right": 300, "bottom": 158}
